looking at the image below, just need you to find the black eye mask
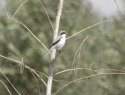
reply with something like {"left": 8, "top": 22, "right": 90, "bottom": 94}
{"left": 60, "top": 32, "right": 66, "bottom": 35}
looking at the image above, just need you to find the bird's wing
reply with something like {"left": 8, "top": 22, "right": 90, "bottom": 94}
{"left": 52, "top": 36, "right": 61, "bottom": 46}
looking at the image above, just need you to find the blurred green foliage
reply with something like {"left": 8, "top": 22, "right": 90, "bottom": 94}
{"left": 0, "top": 0, "right": 125, "bottom": 95}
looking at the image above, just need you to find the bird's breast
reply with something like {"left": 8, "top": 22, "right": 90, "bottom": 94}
{"left": 56, "top": 37, "right": 66, "bottom": 49}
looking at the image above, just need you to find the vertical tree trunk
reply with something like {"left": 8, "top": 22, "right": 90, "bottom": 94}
{"left": 46, "top": 0, "right": 64, "bottom": 95}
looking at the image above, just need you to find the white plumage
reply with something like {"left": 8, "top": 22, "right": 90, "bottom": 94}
{"left": 49, "top": 31, "right": 66, "bottom": 52}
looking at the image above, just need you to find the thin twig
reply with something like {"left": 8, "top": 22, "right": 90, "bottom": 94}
{"left": 12, "top": 18, "right": 49, "bottom": 51}
{"left": 72, "top": 36, "right": 88, "bottom": 69}
{"left": 55, "top": 68, "right": 95, "bottom": 75}
{"left": 0, "top": 80, "right": 12, "bottom": 95}
{"left": 0, "top": 54, "right": 22, "bottom": 65}
{"left": 0, "top": 54, "right": 47, "bottom": 86}
{"left": 28, "top": 68, "right": 47, "bottom": 86}
{"left": 55, "top": 67, "right": 125, "bottom": 76}
{"left": 34, "top": 69, "right": 48, "bottom": 79}
{"left": 4, "top": 8, "right": 10, "bottom": 19}
{"left": 113, "top": 0, "right": 122, "bottom": 15}
{"left": 53, "top": 72, "right": 125, "bottom": 95}
{"left": 71, "top": 36, "right": 88, "bottom": 78}
{"left": 94, "top": 68, "right": 125, "bottom": 73}
{"left": 5, "top": 4, "right": 48, "bottom": 51}
{"left": 30, "top": 70, "right": 41, "bottom": 95}
{"left": 20, "top": 57, "right": 24, "bottom": 74}
{"left": 38, "top": 0, "right": 54, "bottom": 32}
{"left": 89, "top": 63, "right": 95, "bottom": 70}
{"left": 2, "top": 73, "right": 21, "bottom": 95}
{"left": 12, "top": 0, "right": 28, "bottom": 19}
{"left": 67, "top": 19, "right": 110, "bottom": 40}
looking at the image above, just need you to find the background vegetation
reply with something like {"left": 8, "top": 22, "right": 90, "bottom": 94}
{"left": 0, "top": 0, "right": 125, "bottom": 95}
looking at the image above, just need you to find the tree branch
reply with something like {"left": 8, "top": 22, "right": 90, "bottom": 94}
{"left": 0, "top": 80, "right": 12, "bottom": 95}
{"left": 46, "top": 0, "right": 64, "bottom": 95}
{"left": 0, "top": 54, "right": 47, "bottom": 86}
{"left": 67, "top": 19, "right": 110, "bottom": 40}
{"left": 54, "top": 72, "right": 125, "bottom": 95}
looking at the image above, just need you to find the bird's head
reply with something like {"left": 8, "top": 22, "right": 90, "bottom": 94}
{"left": 59, "top": 31, "right": 67, "bottom": 36}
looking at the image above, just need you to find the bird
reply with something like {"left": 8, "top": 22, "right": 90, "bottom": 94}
{"left": 49, "top": 31, "right": 66, "bottom": 52}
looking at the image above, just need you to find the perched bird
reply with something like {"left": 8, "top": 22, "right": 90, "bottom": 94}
{"left": 49, "top": 31, "right": 66, "bottom": 52}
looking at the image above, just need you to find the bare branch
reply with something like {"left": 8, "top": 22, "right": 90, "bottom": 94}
{"left": 46, "top": 0, "right": 64, "bottom": 95}
{"left": 12, "top": 0, "right": 28, "bottom": 19}
{"left": 0, "top": 80, "right": 12, "bottom": 95}
{"left": 89, "top": 63, "right": 95, "bottom": 70}
{"left": 55, "top": 67, "right": 125, "bottom": 76}
{"left": 113, "top": 0, "right": 122, "bottom": 15}
{"left": 30, "top": 70, "right": 41, "bottom": 95}
{"left": 94, "top": 68, "right": 125, "bottom": 73}
{"left": 55, "top": 68, "right": 94, "bottom": 75}
{"left": 54, "top": 72, "right": 125, "bottom": 95}
{"left": 72, "top": 36, "right": 88, "bottom": 69}
{"left": 54, "top": 0, "right": 64, "bottom": 40}
{"left": 2, "top": 73, "right": 21, "bottom": 95}
{"left": 12, "top": 18, "right": 49, "bottom": 51}
{"left": 20, "top": 57, "right": 24, "bottom": 74}
{"left": 67, "top": 19, "right": 110, "bottom": 40}
{"left": 0, "top": 54, "right": 47, "bottom": 86}
{"left": 0, "top": 54, "right": 22, "bottom": 65}
{"left": 38, "top": 0, "right": 54, "bottom": 32}
{"left": 28, "top": 68, "right": 47, "bottom": 86}
{"left": 71, "top": 36, "right": 89, "bottom": 78}
{"left": 4, "top": 8, "right": 10, "bottom": 19}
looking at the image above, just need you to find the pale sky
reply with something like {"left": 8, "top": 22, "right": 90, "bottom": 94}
{"left": 0, "top": 0, "right": 6, "bottom": 10}
{"left": 88, "top": 0, "right": 124, "bottom": 16}
{"left": 0, "top": 0, "right": 124, "bottom": 17}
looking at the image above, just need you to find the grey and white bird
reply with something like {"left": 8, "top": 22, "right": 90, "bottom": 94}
{"left": 49, "top": 31, "right": 66, "bottom": 52}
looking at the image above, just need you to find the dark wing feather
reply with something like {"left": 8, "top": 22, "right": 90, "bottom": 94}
{"left": 52, "top": 36, "right": 61, "bottom": 46}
